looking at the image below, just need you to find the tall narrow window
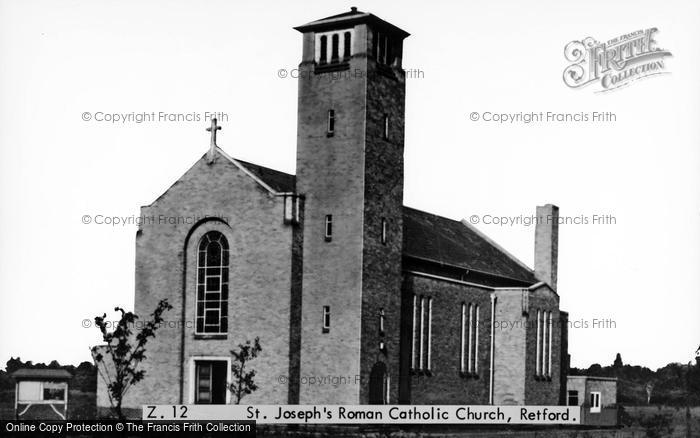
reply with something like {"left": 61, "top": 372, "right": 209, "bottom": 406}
{"left": 467, "top": 303, "right": 474, "bottom": 373}
{"left": 327, "top": 109, "right": 335, "bottom": 135}
{"left": 384, "top": 374, "right": 391, "bottom": 404}
{"left": 331, "top": 33, "right": 339, "bottom": 63}
{"left": 386, "top": 37, "right": 393, "bottom": 65}
{"left": 381, "top": 218, "right": 387, "bottom": 244}
{"left": 383, "top": 114, "right": 389, "bottom": 140}
{"left": 419, "top": 296, "right": 425, "bottom": 370}
{"left": 381, "top": 35, "right": 389, "bottom": 64}
{"left": 195, "top": 231, "right": 229, "bottom": 334}
{"left": 377, "top": 32, "right": 384, "bottom": 63}
{"left": 324, "top": 214, "right": 333, "bottom": 241}
{"left": 460, "top": 303, "right": 466, "bottom": 373}
{"left": 536, "top": 309, "right": 542, "bottom": 376}
{"left": 426, "top": 297, "right": 433, "bottom": 371}
{"left": 322, "top": 305, "right": 330, "bottom": 333}
{"left": 547, "top": 311, "right": 553, "bottom": 377}
{"left": 343, "top": 32, "right": 351, "bottom": 61}
{"left": 411, "top": 295, "right": 417, "bottom": 370}
{"left": 371, "top": 31, "right": 378, "bottom": 60}
{"left": 474, "top": 305, "right": 480, "bottom": 373}
{"left": 379, "top": 308, "right": 385, "bottom": 335}
{"left": 542, "top": 309, "right": 548, "bottom": 377}
{"left": 319, "top": 35, "right": 328, "bottom": 64}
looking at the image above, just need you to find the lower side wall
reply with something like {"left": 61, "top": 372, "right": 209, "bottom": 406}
{"left": 401, "top": 274, "right": 492, "bottom": 404}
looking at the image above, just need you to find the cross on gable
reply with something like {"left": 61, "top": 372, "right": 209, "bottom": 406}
{"left": 206, "top": 118, "right": 222, "bottom": 163}
{"left": 207, "top": 117, "right": 222, "bottom": 146}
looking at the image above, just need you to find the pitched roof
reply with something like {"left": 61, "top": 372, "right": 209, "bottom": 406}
{"left": 294, "top": 8, "right": 410, "bottom": 38}
{"left": 234, "top": 160, "right": 537, "bottom": 284}
{"left": 234, "top": 159, "right": 295, "bottom": 193}
{"left": 11, "top": 369, "right": 72, "bottom": 380}
{"left": 317, "top": 7, "right": 367, "bottom": 21}
{"left": 403, "top": 207, "right": 537, "bottom": 284}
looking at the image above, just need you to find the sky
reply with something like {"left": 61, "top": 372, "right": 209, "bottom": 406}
{"left": 0, "top": 0, "right": 699, "bottom": 371}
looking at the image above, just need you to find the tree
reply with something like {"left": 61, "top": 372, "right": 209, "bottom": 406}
{"left": 91, "top": 299, "right": 172, "bottom": 420}
{"left": 645, "top": 381, "right": 654, "bottom": 404}
{"left": 229, "top": 337, "right": 262, "bottom": 404}
{"left": 613, "top": 353, "right": 623, "bottom": 368}
{"left": 5, "top": 357, "right": 24, "bottom": 374}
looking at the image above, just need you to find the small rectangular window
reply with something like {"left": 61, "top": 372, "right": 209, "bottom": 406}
{"left": 567, "top": 390, "right": 579, "bottom": 406}
{"left": 284, "top": 195, "right": 293, "bottom": 223}
{"left": 327, "top": 109, "right": 335, "bottom": 136}
{"left": 590, "top": 391, "right": 601, "bottom": 413}
{"left": 284, "top": 195, "right": 300, "bottom": 225}
{"left": 383, "top": 114, "right": 389, "bottom": 140}
{"left": 379, "top": 308, "right": 385, "bottom": 334}
{"left": 322, "top": 305, "right": 330, "bottom": 333}
{"left": 324, "top": 214, "right": 333, "bottom": 241}
{"left": 42, "top": 383, "right": 66, "bottom": 401}
{"left": 381, "top": 218, "right": 387, "bottom": 244}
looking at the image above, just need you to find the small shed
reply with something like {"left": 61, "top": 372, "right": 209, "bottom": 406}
{"left": 12, "top": 368, "right": 72, "bottom": 420}
{"left": 566, "top": 375, "right": 618, "bottom": 426}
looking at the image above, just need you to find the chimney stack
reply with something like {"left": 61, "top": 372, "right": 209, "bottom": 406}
{"left": 534, "top": 204, "right": 559, "bottom": 291}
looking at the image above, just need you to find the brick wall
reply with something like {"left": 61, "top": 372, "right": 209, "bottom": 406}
{"left": 295, "top": 21, "right": 408, "bottom": 405}
{"left": 401, "top": 273, "right": 492, "bottom": 404}
{"left": 295, "top": 24, "right": 369, "bottom": 405}
{"left": 524, "top": 285, "right": 562, "bottom": 405}
{"left": 358, "top": 26, "right": 406, "bottom": 405}
{"left": 97, "top": 154, "right": 295, "bottom": 412}
{"left": 492, "top": 289, "right": 527, "bottom": 405}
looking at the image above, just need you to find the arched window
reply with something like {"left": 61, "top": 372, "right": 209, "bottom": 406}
{"left": 343, "top": 32, "right": 351, "bottom": 61}
{"left": 319, "top": 35, "right": 327, "bottom": 64}
{"left": 195, "top": 231, "right": 229, "bottom": 334}
{"left": 331, "top": 34, "right": 339, "bottom": 63}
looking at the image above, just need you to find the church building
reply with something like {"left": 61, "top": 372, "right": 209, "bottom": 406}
{"left": 97, "top": 8, "right": 568, "bottom": 415}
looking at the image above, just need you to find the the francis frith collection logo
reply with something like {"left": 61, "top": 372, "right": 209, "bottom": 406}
{"left": 563, "top": 28, "right": 672, "bottom": 92}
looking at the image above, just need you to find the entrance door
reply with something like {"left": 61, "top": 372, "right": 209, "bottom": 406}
{"left": 369, "top": 362, "right": 389, "bottom": 404}
{"left": 194, "top": 360, "right": 228, "bottom": 404}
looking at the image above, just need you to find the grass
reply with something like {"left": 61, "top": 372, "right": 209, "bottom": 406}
{"left": 623, "top": 405, "right": 700, "bottom": 438}
{"left": 2, "top": 387, "right": 698, "bottom": 438}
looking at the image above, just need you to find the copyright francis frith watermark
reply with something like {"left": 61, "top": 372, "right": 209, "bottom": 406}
{"left": 563, "top": 27, "right": 672, "bottom": 92}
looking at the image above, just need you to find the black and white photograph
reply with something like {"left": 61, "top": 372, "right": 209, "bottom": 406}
{"left": 0, "top": 1, "right": 699, "bottom": 437}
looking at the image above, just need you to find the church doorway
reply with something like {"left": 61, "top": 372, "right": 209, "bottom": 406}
{"left": 368, "top": 362, "right": 390, "bottom": 404}
{"left": 194, "top": 360, "right": 228, "bottom": 404}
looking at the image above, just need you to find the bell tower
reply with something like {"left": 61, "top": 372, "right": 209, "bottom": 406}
{"left": 294, "top": 9, "right": 409, "bottom": 404}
